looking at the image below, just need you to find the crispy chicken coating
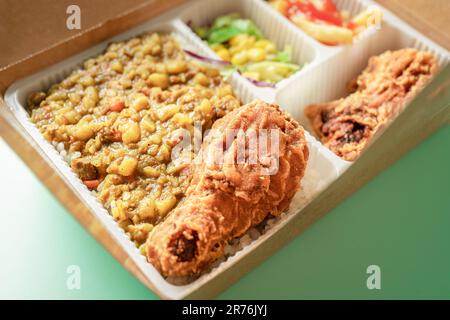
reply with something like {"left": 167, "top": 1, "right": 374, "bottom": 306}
{"left": 146, "top": 100, "right": 309, "bottom": 278}
{"left": 305, "top": 48, "right": 438, "bottom": 161}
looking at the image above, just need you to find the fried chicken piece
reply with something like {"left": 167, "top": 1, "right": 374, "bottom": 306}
{"left": 146, "top": 101, "right": 309, "bottom": 278}
{"left": 305, "top": 48, "right": 438, "bottom": 161}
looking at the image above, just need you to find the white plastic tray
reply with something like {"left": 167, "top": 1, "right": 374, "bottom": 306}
{"left": 4, "top": 0, "right": 449, "bottom": 299}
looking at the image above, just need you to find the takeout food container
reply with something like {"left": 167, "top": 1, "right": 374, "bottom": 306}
{"left": 0, "top": 0, "right": 449, "bottom": 299}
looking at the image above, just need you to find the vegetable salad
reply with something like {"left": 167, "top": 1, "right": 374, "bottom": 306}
{"left": 269, "top": 0, "right": 383, "bottom": 45}
{"left": 194, "top": 13, "right": 301, "bottom": 85}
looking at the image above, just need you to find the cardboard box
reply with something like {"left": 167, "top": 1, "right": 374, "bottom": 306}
{"left": 0, "top": 0, "right": 449, "bottom": 299}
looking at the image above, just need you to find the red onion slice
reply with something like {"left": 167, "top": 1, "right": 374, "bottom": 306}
{"left": 237, "top": 70, "right": 276, "bottom": 88}
{"left": 183, "top": 49, "right": 231, "bottom": 66}
{"left": 243, "top": 77, "right": 276, "bottom": 88}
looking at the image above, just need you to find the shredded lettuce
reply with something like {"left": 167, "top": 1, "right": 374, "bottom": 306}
{"left": 207, "top": 26, "right": 242, "bottom": 44}
{"left": 274, "top": 46, "right": 293, "bottom": 63}
{"left": 211, "top": 13, "right": 241, "bottom": 29}
{"left": 199, "top": 13, "right": 264, "bottom": 44}
{"left": 243, "top": 61, "right": 300, "bottom": 83}
{"left": 219, "top": 66, "right": 237, "bottom": 79}
{"left": 230, "top": 19, "right": 263, "bottom": 39}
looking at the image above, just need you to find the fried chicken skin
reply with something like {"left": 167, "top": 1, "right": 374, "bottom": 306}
{"left": 146, "top": 101, "right": 309, "bottom": 278}
{"left": 305, "top": 48, "right": 438, "bottom": 161}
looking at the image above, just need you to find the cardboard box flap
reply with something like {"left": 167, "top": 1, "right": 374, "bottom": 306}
{"left": 0, "top": 0, "right": 186, "bottom": 93}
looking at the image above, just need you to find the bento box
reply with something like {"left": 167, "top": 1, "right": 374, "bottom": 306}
{"left": 0, "top": 0, "right": 449, "bottom": 299}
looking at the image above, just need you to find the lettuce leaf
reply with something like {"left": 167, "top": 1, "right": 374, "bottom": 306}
{"left": 212, "top": 13, "right": 241, "bottom": 29}
{"left": 230, "top": 19, "right": 263, "bottom": 39}
{"left": 207, "top": 26, "right": 242, "bottom": 44}
{"left": 274, "top": 46, "right": 293, "bottom": 63}
{"left": 204, "top": 13, "right": 264, "bottom": 44}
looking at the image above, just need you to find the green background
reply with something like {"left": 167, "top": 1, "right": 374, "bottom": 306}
{"left": 0, "top": 125, "right": 449, "bottom": 299}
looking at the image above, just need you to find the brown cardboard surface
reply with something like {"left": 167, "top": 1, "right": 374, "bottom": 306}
{"left": 0, "top": 0, "right": 159, "bottom": 69}
{"left": 376, "top": 0, "right": 450, "bottom": 49}
{"left": 0, "top": 0, "right": 186, "bottom": 92}
{"left": 1, "top": 0, "right": 448, "bottom": 72}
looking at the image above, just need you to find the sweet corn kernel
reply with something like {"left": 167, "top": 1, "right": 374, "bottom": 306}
{"left": 216, "top": 49, "right": 231, "bottom": 61}
{"left": 231, "top": 51, "right": 249, "bottom": 65}
{"left": 73, "top": 124, "right": 94, "bottom": 141}
{"left": 248, "top": 48, "right": 266, "bottom": 62}
{"left": 47, "top": 91, "right": 67, "bottom": 101}
{"left": 193, "top": 73, "right": 210, "bottom": 87}
{"left": 140, "top": 115, "right": 156, "bottom": 133}
{"left": 111, "top": 200, "right": 127, "bottom": 221}
{"left": 118, "top": 156, "right": 138, "bottom": 176}
{"left": 147, "top": 73, "right": 169, "bottom": 89}
{"left": 131, "top": 94, "right": 149, "bottom": 111}
{"left": 79, "top": 75, "right": 95, "bottom": 87}
{"left": 229, "top": 34, "right": 249, "bottom": 47}
{"left": 166, "top": 60, "right": 188, "bottom": 74}
{"left": 104, "top": 51, "right": 118, "bottom": 59}
{"left": 142, "top": 43, "right": 161, "bottom": 56}
{"left": 65, "top": 110, "right": 81, "bottom": 124}
{"left": 141, "top": 223, "right": 154, "bottom": 233}
{"left": 265, "top": 42, "right": 277, "bottom": 53}
{"left": 155, "top": 195, "right": 177, "bottom": 216}
{"left": 119, "top": 77, "right": 132, "bottom": 89}
{"left": 111, "top": 60, "right": 124, "bottom": 73}
{"left": 172, "top": 113, "right": 193, "bottom": 126}
{"left": 254, "top": 39, "right": 270, "bottom": 49}
{"left": 216, "top": 85, "right": 233, "bottom": 98}
{"left": 82, "top": 86, "right": 99, "bottom": 109}
{"left": 156, "top": 144, "right": 171, "bottom": 162}
{"left": 148, "top": 133, "right": 162, "bottom": 145}
{"left": 68, "top": 92, "right": 81, "bottom": 105}
{"left": 142, "top": 166, "right": 160, "bottom": 178}
{"left": 211, "top": 43, "right": 225, "bottom": 52}
{"left": 166, "top": 162, "right": 188, "bottom": 175}
{"left": 157, "top": 104, "right": 180, "bottom": 122}
{"left": 196, "top": 99, "right": 212, "bottom": 115}
{"left": 138, "top": 198, "right": 157, "bottom": 220}
{"left": 122, "top": 121, "right": 140, "bottom": 144}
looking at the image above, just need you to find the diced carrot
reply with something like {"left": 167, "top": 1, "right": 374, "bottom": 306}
{"left": 111, "top": 129, "right": 122, "bottom": 142}
{"left": 140, "top": 87, "right": 151, "bottom": 96}
{"left": 288, "top": 0, "right": 343, "bottom": 26}
{"left": 109, "top": 101, "right": 125, "bottom": 112}
{"left": 84, "top": 179, "right": 100, "bottom": 190}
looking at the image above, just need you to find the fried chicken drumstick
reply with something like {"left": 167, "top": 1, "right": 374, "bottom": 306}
{"left": 146, "top": 101, "right": 309, "bottom": 278}
{"left": 305, "top": 48, "right": 438, "bottom": 161}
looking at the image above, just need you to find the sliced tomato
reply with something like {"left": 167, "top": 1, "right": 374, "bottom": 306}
{"left": 320, "top": 40, "right": 339, "bottom": 46}
{"left": 346, "top": 21, "right": 358, "bottom": 30}
{"left": 287, "top": 0, "right": 343, "bottom": 27}
{"left": 323, "top": 0, "right": 339, "bottom": 14}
